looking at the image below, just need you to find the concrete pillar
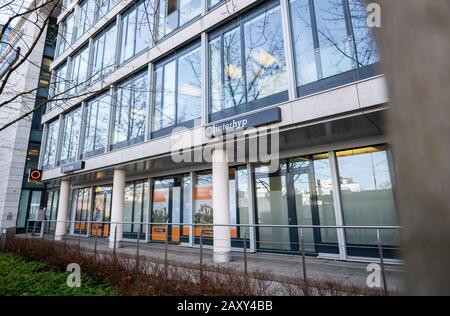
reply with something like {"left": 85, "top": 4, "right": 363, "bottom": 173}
{"left": 109, "top": 168, "right": 126, "bottom": 249}
{"left": 212, "top": 146, "right": 231, "bottom": 263}
{"left": 55, "top": 179, "right": 71, "bottom": 241}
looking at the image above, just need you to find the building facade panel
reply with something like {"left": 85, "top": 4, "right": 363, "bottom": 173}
{"left": 33, "top": 0, "right": 399, "bottom": 262}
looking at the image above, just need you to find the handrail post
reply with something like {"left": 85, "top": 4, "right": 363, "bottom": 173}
{"left": 94, "top": 224, "right": 98, "bottom": 258}
{"left": 78, "top": 223, "right": 82, "bottom": 254}
{"left": 243, "top": 227, "right": 248, "bottom": 282}
{"left": 32, "top": 221, "right": 36, "bottom": 237}
{"left": 64, "top": 221, "right": 67, "bottom": 248}
{"left": 136, "top": 223, "right": 141, "bottom": 270}
{"left": 377, "top": 229, "right": 389, "bottom": 296}
{"left": 164, "top": 224, "right": 169, "bottom": 276}
{"left": 300, "top": 228, "right": 308, "bottom": 285}
{"left": 40, "top": 221, "right": 45, "bottom": 239}
{"left": 200, "top": 226, "right": 204, "bottom": 284}
{"left": 52, "top": 221, "right": 56, "bottom": 242}
{"left": 25, "top": 221, "right": 29, "bottom": 239}
{"left": 113, "top": 224, "right": 117, "bottom": 260}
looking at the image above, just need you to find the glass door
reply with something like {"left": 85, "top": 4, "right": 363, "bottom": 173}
{"left": 73, "top": 188, "right": 92, "bottom": 236}
{"left": 290, "top": 166, "right": 317, "bottom": 253}
{"left": 151, "top": 176, "right": 190, "bottom": 244}
{"left": 91, "top": 186, "right": 112, "bottom": 238}
{"left": 255, "top": 163, "right": 298, "bottom": 253}
{"left": 255, "top": 158, "right": 339, "bottom": 255}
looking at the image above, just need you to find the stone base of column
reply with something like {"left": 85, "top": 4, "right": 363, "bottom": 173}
{"left": 54, "top": 235, "right": 64, "bottom": 242}
{"left": 214, "top": 251, "right": 232, "bottom": 263}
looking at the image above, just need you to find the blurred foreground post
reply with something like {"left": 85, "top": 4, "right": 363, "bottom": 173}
{"left": 373, "top": 0, "right": 450, "bottom": 295}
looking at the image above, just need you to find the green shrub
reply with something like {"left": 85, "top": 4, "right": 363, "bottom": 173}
{"left": 0, "top": 253, "right": 118, "bottom": 296}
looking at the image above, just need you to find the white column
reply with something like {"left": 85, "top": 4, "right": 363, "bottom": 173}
{"left": 329, "top": 151, "right": 347, "bottom": 259}
{"left": 212, "top": 146, "right": 231, "bottom": 263}
{"left": 109, "top": 168, "right": 126, "bottom": 249}
{"left": 55, "top": 179, "right": 71, "bottom": 241}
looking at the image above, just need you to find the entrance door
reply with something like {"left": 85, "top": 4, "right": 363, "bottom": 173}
{"left": 255, "top": 159, "right": 338, "bottom": 255}
{"left": 91, "top": 186, "right": 112, "bottom": 238}
{"left": 289, "top": 168, "right": 318, "bottom": 253}
{"left": 151, "top": 176, "right": 190, "bottom": 244}
{"left": 255, "top": 169, "right": 295, "bottom": 252}
{"left": 73, "top": 188, "right": 91, "bottom": 236}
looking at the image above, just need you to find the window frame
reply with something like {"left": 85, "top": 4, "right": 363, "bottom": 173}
{"left": 207, "top": 0, "right": 289, "bottom": 122}
{"left": 111, "top": 69, "right": 149, "bottom": 151}
{"left": 151, "top": 41, "right": 202, "bottom": 139}
{"left": 59, "top": 106, "right": 83, "bottom": 166}
{"left": 42, "top": 120, "right": 60, "bottom": 170}
{"left": 82, "top": 92, "right": 112, "bottom": 159}
{"left": 156, "top": 0, "right": 202, "bottom": 41}
{"left": 119, "top": 0, "right": 153, "bottom": 65}
{"left": 91, "top": 21, "right": 118, "bottom": 83}
{"left": 288, "top": 0, "right": 381, "bottom": 97}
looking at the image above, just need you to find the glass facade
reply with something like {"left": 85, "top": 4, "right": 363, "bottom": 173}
{"left": 56, "top": 14, "right": 74, "bottom": 57}
{"left": 48, "top": 63, "right": 68, "bottom": 111}
{"left": 120, "top": 0, "right": 153, "bottom": 64}
{"left": 42, "top": 0, "right": 392, "bottom": 260}
{"left": 153, "top": 44, "right": 202, "bottom": 136}
{"left": 71, "top": 186, "right": 112, "bottom": 237}
{"left": 151, "top": 175, "right": 191, "bottom": 243}
{"left": 83, "top": 93, "right": 111, "bottom": 157}
{"left": 76, "top": 0, "right": 96, "bottom": 40}
{"left": 336, "top": 146, "right": 399, "bottom": 256}
{"left": 124, "top": 180, "right": 150, "bottom": 239}
{"left": 289, "top": 0, "right": 380, "bottom": 95}
{"left": 60, "top": 107, "right": 82, "bottom": 165}
{"left": 157, "top": 0, "right": 202, "bottom": 39}
{"left": 91, "top": 23, "right": 117, "bottom": 82}
{"left": 42, "top": 120, "right": 59, "bottom": 169}
{"left": 68, "top": 45, "right": 89, "bottom": 94}
{"left": 112, "top": 71, "right": 148, "bottom": 149}
{"left": 71, "top": 187, "right": 92, "bottom": 235}
{"left": 209, "top": 3, "right": 288, "bottom": 121}
{"left": 255, "top": 157, "right": 331, "bottom": 254}
{"left": 45, "top": 0, "right": 381, "bottom": 159}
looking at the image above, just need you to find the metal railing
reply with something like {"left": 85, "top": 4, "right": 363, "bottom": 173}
{"left": 21, "top": 219, "right": 402, "bottom": 295}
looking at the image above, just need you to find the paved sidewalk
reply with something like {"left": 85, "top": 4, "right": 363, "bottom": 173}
{"left": 59, "top": 236, "right": 404, "bottom": 293}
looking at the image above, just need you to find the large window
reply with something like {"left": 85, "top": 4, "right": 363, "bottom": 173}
{"left": 76, "top": 0, "right": 96, "bottom": 40}
{"left": 157, "top": 0, "right": 201, "bottom": 39}
{"left": 56, "top": 13, "right": 74, "bottom": 57}
{"left": 254, "top": 155, "right": 338, "bottom": 254}
{"left": 68, "top": 45, "right": 90, "bottom": 94}
{"left": 348, "top": 0, "right": 380, "bottom": 67}
{"left": 124, "top": 180, "right": 150, "bottom": 239}
{"left": 289, "top": 0, "right": 380, "bottom": 95}
{"left": 42, "top": 120, "right": 60, "bottom": 169}
{"left": 193, "top": 168, "right": 250, "bottom": 247}
{"left": 91, "top": 23, "right": 117, "bottom": 82}
{"left": 48, "top": 63, "right": 68, "bottom": 111}
{"left": 96, "top": 0, "right": 120, "bottom": 22}
{"left": 208, "top": 0, "right": 223, "bottom": 9}
{"left": 120, "top": 0, "right": 153, "bottom": 63}
{"left": 112, "top": 71, "right": 148, "bottom": 149}
{"left": 71, "top": 187, "right": 92, "bottom": 235}
{"left": 209, "top": 3, "right": 288, "bottom": 121}
{"left": 83, "top": 93, "right": 111, "bottom": 158}
{"left": 60, "top": 107, "right": 82, "bottom": 165}
{"left": 152, "top": 44, "right": 201, "bottom": 137}
{"left": 336, "top": 146, "right": 399, "bottom": 255}
{"left": 151, "top": 175, "right": 191, "bottom": 243}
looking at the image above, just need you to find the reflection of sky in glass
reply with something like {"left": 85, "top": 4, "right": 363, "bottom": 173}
{"left": 338, "top": 151, "right": 392, "bottom": 191}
